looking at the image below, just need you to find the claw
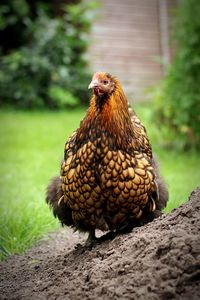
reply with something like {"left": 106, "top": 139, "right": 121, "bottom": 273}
{"left": 85, "top": 229, "right": 97, "bottom": 249}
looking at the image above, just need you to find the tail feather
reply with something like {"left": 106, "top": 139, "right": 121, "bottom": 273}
{"left": 46, "top": 176, "right": 74, "bottom": 226}
{"left": 151, "top": 156, "right": 169, "bottom": 211}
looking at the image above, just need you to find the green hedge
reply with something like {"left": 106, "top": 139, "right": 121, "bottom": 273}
{"left": 151, "top": 0, "right": 200, "bottom": 150}
{"left": 0, "top": 0, "right": 98, "bottom": 109}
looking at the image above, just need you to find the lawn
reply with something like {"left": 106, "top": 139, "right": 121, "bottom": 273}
{"left": 0, "top": 106, "right": 199, "bottom": 260}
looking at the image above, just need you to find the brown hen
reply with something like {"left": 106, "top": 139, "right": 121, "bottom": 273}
{"left": 46, "top": 72, "right": 168, "bottom": 245}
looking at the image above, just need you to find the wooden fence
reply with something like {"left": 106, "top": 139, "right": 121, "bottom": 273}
{"left": 88, "top": 0, "right": 177, "bottom": 102}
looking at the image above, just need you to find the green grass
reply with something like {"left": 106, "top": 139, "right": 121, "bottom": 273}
{"left": 0, "top": 106, "right": 199, "bottom": 260}
{"left": 0, "top": 108, "right": 85, "bottom": 260}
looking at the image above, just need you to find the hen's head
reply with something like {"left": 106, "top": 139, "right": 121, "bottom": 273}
{"left": 88, "top": 72, "right": 115, "bottom": 98}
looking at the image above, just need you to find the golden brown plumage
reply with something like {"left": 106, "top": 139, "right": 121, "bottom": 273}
{"left": 46, "top": 72, "right": 168, "bottom": 245}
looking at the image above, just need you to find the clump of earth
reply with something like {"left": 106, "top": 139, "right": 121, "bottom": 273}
{"left": 0, "top": 188, "right": 200, "bottom": 300}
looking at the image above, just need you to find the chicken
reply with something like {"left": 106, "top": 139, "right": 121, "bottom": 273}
{"left": 46, "top": 72, "right": 168, "bottom": 246}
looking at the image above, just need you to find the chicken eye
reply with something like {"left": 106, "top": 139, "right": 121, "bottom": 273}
{"left": 103, "top": 80, "right": 108, "bottom": 85}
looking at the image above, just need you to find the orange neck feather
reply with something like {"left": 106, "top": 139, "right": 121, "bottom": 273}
{"left": 77, "top": 80, "right": 135, "bottom": 149}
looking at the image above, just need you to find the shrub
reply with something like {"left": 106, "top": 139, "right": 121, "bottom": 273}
{"left": 0, "top": 1, "right": 98, "bottom": 109}
{"left": 151, "top": 0, "right": 200, "bottom": 150}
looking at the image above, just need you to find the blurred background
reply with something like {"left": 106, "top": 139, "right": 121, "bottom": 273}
{"left": 89, "top": 0, "right": 176, "bottom": 102}
{"left": 0, "top": 0, "right": 199, "bottom": 260}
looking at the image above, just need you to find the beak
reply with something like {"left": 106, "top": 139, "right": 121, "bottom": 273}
{"left": 88, "top": 80, "right": 99, "bottom": 89}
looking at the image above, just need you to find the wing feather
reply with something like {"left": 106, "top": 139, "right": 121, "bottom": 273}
{"left": 128, "top": 105, "right": 152, "bottom": 158}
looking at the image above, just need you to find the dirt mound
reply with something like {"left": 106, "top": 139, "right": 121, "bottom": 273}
{"left": 0, "top": 188, "right": 200, "bottom": 300}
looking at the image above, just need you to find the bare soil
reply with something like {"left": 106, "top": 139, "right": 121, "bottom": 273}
{"left": 0, "top": 188, "right": 200, "bottom": 300}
